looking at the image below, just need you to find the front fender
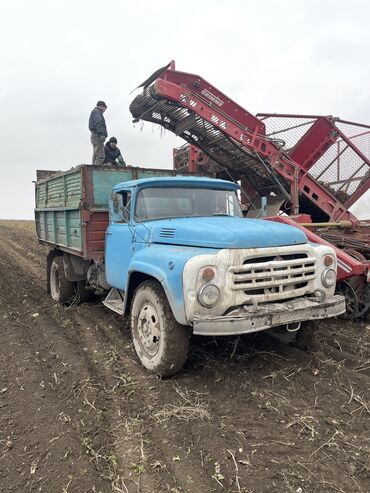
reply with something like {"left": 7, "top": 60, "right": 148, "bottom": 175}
{"left": 127, "top": 245, "right": 218, "bottom": 325}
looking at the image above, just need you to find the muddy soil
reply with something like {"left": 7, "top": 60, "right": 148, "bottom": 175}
{"left": 0, "top": 222, "right": 369, "bottom": 493}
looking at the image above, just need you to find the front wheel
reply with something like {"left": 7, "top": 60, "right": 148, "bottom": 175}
{"left": 130, "top": 280, "right": 190, "bottom": 377}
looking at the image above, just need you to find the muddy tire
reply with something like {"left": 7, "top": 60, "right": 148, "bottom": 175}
{"left": 130, "top": 280, "right": 190, "bottom": 377}
{"left": 49, "top": 257, "right": 75, "bottom": 304}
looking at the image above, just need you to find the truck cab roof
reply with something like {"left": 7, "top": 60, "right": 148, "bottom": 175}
{"left": 113, "top": 175, "right": 239, "bottom": 192}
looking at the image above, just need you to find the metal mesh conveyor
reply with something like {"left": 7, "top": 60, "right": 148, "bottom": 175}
{"left": 258, "top": 114, "right": 370, "bottom": 210}
{"left": 130, "top": 87, "right": 281, "bottom": 196}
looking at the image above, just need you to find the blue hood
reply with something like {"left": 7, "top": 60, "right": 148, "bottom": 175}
{"left": 149, "top": 216, "right": 307, "bottom": 249}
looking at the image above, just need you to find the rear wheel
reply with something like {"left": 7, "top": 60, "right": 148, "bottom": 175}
{"left": 49, "top": 257, "right": 75, "bottom": 304}
{"left": 130, "top": 280, "right": 190, "bottom": 377}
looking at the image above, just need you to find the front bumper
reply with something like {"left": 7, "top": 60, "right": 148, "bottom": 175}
{"left": 192, "top": 294, "right": 345, "bottom": 336}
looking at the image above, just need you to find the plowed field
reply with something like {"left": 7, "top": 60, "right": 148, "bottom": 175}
{"left": 0, "top": 221, "right": 368, "bottom": 493}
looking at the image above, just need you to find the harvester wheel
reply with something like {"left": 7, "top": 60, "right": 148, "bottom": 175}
{"left": 131, "top": 280, "right": 190, "bottom": 377}
{"left": 49, "top": 256, "right": 75, "bottom": 304}
{"left": 336, "top": 281, "right": 359, "bottom": 319}
{"left": 336, "top": 279, "right": 370, "bottom": 319}
{"left": 355, "top": 282, "right": 370, "bottom": 319}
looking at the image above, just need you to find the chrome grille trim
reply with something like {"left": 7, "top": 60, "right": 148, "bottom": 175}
{"left": 230, "top": 256, "right": 316, "bottom": 295}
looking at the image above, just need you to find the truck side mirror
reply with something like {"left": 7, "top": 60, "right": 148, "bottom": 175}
{"left": 109, "top": 193, "right": 126, "bottom": 223}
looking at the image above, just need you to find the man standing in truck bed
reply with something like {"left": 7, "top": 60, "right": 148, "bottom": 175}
{"left": 89, "top": 101, "right": 108, "bottom": 165}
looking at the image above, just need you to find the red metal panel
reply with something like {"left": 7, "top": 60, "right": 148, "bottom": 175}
{"left": 160, "top": 69, "right": 265, "bottom": 135}
{"left": 298, "top": 173, "right": 357, "bottom": 221}
{"left": 258, "top": 113, "right": 323, "bottom": 119}
{"left": 344, "top": 180, "right": 370, "bottom": 209}
{"left": 86, "top": 211, "right": 109, "bottom": 261}
{"left": 291, "top": 214, "right": 313, "bottom": 223}
{"left": 289, "top": 117, "right": 338, "bottom": 171}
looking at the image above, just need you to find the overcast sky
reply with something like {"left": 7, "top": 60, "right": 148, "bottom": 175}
{"left": 1, "top": 0, "right": 369, "bottom": 219}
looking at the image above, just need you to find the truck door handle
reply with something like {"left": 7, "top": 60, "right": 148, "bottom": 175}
{"left": 106, "top": 232, "right": 112, "bottom": 236}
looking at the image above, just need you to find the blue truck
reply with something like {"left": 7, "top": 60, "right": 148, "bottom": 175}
{"left": 35, "top": 165, "right": 345, "bottom": 376}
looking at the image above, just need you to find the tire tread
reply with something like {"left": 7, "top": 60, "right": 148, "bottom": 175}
{"left": 51, "top": 257, "right": 75, "bottom": 304}
{"left": 131, "top": 280, "right": 190, "bottom": 377}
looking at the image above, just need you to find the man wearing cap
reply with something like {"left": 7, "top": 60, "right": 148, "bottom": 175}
{"left": 103, "top": 137, "right": 126, "bottom": 167}
{"left": 88, "top": 101, "right": 108, "bottom": 165}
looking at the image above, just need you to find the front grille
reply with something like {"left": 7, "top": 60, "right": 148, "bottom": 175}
{"left": 230, "top": 253, "right": 316, "bottom": 299}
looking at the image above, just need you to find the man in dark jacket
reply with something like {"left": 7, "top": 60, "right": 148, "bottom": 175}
{"left": 89, "top": 101, "right": 108, "bottom": 165}
{"left": 104, "top": 137, "right": 126, "bottom": 166}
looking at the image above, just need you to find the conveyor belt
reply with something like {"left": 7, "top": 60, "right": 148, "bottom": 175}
{"left": 130, "top": 87, "right": 286, "bottom": 196}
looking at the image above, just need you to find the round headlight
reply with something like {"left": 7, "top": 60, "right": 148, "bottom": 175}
{"left": 198, "top": 284, "right": 220, "bottom": 307}
{"left": 321, "top": 268, "right": 336, "bottom": 288}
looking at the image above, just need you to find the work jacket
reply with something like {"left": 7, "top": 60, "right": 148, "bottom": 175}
{"left": 104, "top": 143, "right": 126, "bottom": 166}
{"left": 88, "top": 107, "right": 108, "bottom": 137}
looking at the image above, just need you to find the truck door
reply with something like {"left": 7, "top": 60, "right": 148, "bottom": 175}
{"left": 105, "top": 189, "right": 133, "bottom": 291}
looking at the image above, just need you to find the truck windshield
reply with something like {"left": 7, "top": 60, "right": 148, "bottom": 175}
{"left": 135, "top": 187, "right": 243, "bottom": 221}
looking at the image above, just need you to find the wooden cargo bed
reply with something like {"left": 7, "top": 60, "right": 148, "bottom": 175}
{"left": 35, "top": 165, "right": 203, "bottom": 260}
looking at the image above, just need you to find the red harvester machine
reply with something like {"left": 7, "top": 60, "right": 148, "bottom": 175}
{"left": 130, "top": 62, "right": 370, "bottom": 319}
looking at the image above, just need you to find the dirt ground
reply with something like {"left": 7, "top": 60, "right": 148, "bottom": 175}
{"left": 0, "top": 221, "right": 368, "bottom": 493}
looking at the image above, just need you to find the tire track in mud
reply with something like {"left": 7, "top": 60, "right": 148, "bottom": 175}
{"left": 0, "top": 232, "right": 159, "bottom": 491}
{"left": 0, "top": 254, "right": 111, "bottom": 492}
{"left": 0, "top": 227, "right": 216, "bottom": 492}
{"left": 0, "top": 223, "right": 369, "bottom": 493}
{"left": 0, "top": 225, "right": 263, "bottom": 491}
{"left": 0, "top": 227, "right": 46, "bottom": 283}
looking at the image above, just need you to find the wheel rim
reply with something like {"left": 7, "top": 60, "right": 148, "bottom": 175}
{"left": 136, "top": 301, "right": 161, "bottom": 358}
{"left": 50, "top": 262, "right": 60, "bottom": 300}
